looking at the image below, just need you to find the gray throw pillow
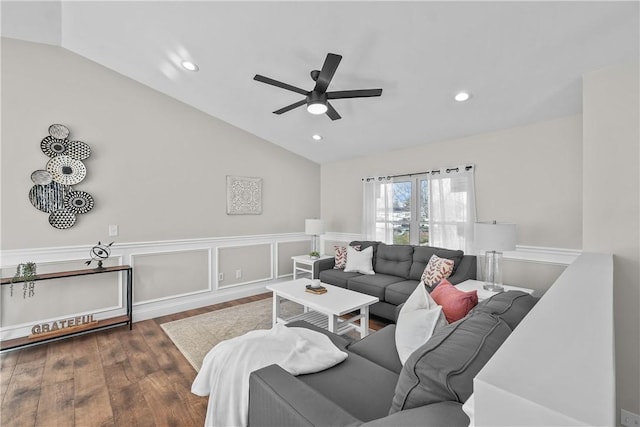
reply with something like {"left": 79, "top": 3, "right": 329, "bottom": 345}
{"left": 389, "top": 312, "right": 512, "bottom": 413}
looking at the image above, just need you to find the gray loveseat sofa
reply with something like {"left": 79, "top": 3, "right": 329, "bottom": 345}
{"left": 317, "top": 241, "right": 477, "bottom": 321}
{"left": 248, "top": 290, "right": 538, "bottom": 427}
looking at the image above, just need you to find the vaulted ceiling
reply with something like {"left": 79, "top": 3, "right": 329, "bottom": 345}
{"left": 2, "top": 1, "right": 638, "bottom": 164}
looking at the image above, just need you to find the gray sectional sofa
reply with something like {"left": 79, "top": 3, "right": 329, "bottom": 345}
{"left": 248, "top": 290, "right": 538, "bottom": 427}
{"left": 317, "top": 241, "right": 477, "bottom": 321}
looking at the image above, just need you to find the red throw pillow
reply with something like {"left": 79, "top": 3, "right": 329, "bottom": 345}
{"left": 430, "top": 279, "right": 478, "bottom": 323}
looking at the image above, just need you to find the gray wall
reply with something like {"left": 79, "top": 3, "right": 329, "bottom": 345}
{"left": 321, "top": 115, "right": 583, "bottom": 290}
{"left": 583, "top": 63, "right": 639, "bottom": 418}
{"left": 1, "top": 37, "right": 320, "bottom": 249}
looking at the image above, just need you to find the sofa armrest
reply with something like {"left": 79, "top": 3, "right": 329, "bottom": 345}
{"left": 448, "top": 255, "right": 477, "bottom": 284}
{"left": 249, "top": 364, "right": 361, "bottom": 427}
{"left": 358, "top": 401, "right": 469, "bottom": 427}
{"left": 316, "top": 257, "right": 336, "bottom": 278}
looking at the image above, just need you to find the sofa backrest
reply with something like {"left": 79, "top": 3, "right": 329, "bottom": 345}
{"left": 375, "top": 244, "right": 414, "bottom": 279}
{"left": 471, "top": 290, "right": 538, "bottom": 330}
{"left": 389, "top": 312, "right": 512, "bottom": 413}
{"left": 408, "top": 246, "right": 465, "bottom": 281}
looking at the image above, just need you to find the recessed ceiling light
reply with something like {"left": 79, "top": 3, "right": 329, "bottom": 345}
{"left": 312, "top": 134, "right": 323, "bottom": 141}
{"left": 181, "top": 61, "right": 199, "bottom": 72}
{"left": 454, "top": 91, "right": 471, "bottom": 102}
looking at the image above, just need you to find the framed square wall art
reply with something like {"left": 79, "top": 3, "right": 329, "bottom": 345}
{"left": 226, "top": 175, "right": 263, "bottom": 215}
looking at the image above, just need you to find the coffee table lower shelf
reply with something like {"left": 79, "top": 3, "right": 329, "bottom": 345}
{"left": 279, "top": 310, "right": 360, "bottom": 336}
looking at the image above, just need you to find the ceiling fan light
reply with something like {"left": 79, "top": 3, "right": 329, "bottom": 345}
{"left": 454, "top": 91, "right": 471, "bottom": 102}
{"left": 307, "top": 102, "right": 328, "bottom": 115}
{"left": 181, "top": 61, "right": 199, "bottom": 72}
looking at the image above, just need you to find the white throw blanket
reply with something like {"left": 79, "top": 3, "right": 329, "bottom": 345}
{"left": 191, "top": 323, "right": 348, "bottom": 427}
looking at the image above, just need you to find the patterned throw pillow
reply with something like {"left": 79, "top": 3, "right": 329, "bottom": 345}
{"left": 334, "top": 245, "right": 361, "bottom": 269}
{"left": 334, "top": 246, "right": 348, "bottom": 269}
{"left": 421, "top": 254, "right": 455, "bottom": 287}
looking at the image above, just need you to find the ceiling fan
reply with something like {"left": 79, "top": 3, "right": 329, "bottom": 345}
{"left": 253, "top": 53, "right": 382, "bottom": 121}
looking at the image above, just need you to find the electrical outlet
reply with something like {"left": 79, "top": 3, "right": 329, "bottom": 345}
{"left": 218, "top": 272, "right": 224, "bottom": 281}
{"left": 108, "top": 224, "right": 118, "bottom": 237}
{"left": 235, "top": 269, "right": 242, "bottom": 279}
{"left": 622, "top": 409, "right": 640, "bottom": 427}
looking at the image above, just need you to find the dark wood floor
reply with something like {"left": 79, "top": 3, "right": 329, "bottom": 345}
{"left": 1, "top": 292, "right": 387, "bottom": 427}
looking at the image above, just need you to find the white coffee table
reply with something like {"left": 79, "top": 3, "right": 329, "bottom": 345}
{"left": 266, "top": 279, "right": 379, "bottom": 338}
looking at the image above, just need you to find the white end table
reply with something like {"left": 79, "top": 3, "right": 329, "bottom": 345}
{"left": 291, "top": 254, "right": 332, "bottom": 280}
{"left": 455, "top": 279, "right": 534, "bottom": 302}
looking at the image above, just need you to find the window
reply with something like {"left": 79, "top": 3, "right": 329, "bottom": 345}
{"left": 362, "top": 166, "right": 476, "bottom": 252}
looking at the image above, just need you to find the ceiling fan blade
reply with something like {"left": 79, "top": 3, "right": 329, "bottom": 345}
{"left": 254, "top": 74, "right": 308, "bottom": 96}
{"left": 314, "top": 53, "right": 342, "bottom": 93}
{"left": 326, "top": 102, "right": 341, "bottom": 121}
{"left": 327, "top": 88, "right": 383, "bottom": 99}
{"left": 273, "top": 99, "right": 306, "bottom": 115}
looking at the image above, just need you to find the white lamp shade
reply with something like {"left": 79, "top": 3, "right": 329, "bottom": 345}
{"left": 305, "top": 219, "right": 324, "bottom": 235}
{"left": 474, "top": 222, "right": 517, "bottom": 252}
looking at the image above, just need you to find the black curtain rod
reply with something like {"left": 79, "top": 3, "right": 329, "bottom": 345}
{"left": 363, "top": 165, "right": 473, "bottom": 181}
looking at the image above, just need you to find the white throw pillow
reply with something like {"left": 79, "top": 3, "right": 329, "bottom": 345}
{"left": 395, "top": 281, "right": 447, "bottom": 365}
{"left": 344, "top": 245, "right": 375, "bottom": 275}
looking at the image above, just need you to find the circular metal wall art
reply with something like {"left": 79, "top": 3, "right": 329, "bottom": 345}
{"left": 41, "top": 136, "right": 68, "bottom": 157}
{"left": 31, "top": 124, "right": 94, "bottom": 229}
{"left": 30, "top": 169, "right": 52, "bottom": 185}
{"left": 66, "top": 140, "right": 91, "bottom": 160}
{"left": 29, "top": 181, "right": 70, "bottom": 213}
{"left": 48, "top": 124, "right": 70, "bottom": 139}
{"left": 65, "top": 190, "right": 94, "bottom": 214}
{"left": 49, "top": 209, "right": 77, "bottom": 229}
{"left": 47, "top": 155, "right": 86, "bottom": 185}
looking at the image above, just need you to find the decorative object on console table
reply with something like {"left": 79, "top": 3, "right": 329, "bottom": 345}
{"left": 10, "top": 262, "right": 38, "bottom": 298}
{"left": 474, "top": 221, "right": 516, "bottom": 292}
{"left": 226, "top": 175, "right": 262, "bottom": 215}
{"left": 305, "top": 219, "right": 324, "bottom": 258}
{"left": 85, "top": 241, "right": 114, "bottom": 269}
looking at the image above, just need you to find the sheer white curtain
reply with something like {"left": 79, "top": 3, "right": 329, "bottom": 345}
{"left": 362, "top": 176, "right": 394, "bottom": 243}
{"left": 427, "top": 165, "right": 476, "bottom": 253}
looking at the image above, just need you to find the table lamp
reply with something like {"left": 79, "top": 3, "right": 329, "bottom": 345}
{"left": 474, "top": 221, "right": 516, "bottom": 291}
{"left": 305, "top": 219, "right": 324, "bottom": 259}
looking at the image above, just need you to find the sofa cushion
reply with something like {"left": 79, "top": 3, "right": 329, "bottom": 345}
{"left": 319, "top": 269, "right": 361, "bottom": 289}
{"left": 472, "top": 290, "right": 538, "bottom": 330}
{"left": 348, "top": 274, "right": 405, "bottom": 300}
{"left": 348, "top": 324, "right": 403, "bottom": 374}
{"left": 409, "top": 246, "right": 464, "bottom": 280}
{"left": 384, "top": 280, "right": 421, "bottom": 306}
{"left": 298, "top": 350, "right": 399, "bottom": 422}
{"left": 374, "top": 244, "right": 414, "bottom": 278}
{"left": 431, "top": 279, "right": 478, "bottom": 323}
{"left": 389, "top": 312, "right": 512, "bottom": 413}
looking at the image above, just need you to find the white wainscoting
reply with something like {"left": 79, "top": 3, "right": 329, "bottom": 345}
{"left": 0, "top": 231, "right": 579, "bottom": 341}
{"left": 0, "top": 233, "right": 310, "bottom": 340}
